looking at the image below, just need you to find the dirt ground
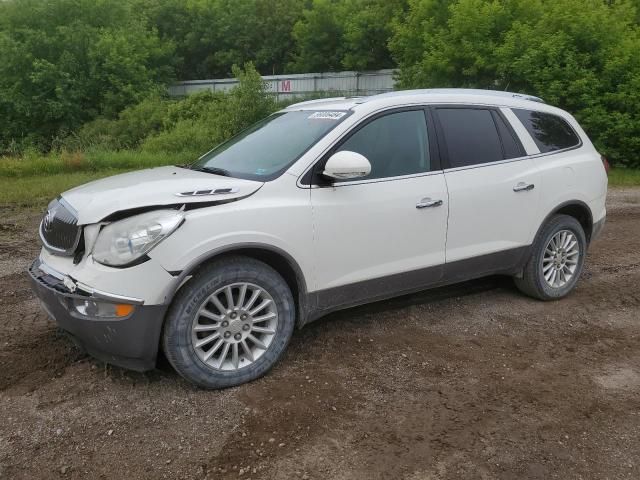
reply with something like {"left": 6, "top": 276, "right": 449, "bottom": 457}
{"left": 1, "top": 188, "right": 639, "bottom": 480}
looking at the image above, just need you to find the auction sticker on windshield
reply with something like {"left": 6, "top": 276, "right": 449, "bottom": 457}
{"left": 308, "top": 111, "right": 347, "bottom": 120}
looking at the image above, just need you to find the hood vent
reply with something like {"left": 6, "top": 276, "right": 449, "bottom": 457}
{"left": 175, "top": 187, "right": 239, "bottom": 197}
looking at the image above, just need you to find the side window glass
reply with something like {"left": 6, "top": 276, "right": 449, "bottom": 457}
{"left": 335, "top": 110, "right": 430, "bottom": 180}
{"left": 492, "top": 111, "right": 525, "bottom": 159}
{"left": 436, "top": 108, "right": 504, "bottom": 168}
{"left": 512, "top": 109, "right": 580, "bottom": 153}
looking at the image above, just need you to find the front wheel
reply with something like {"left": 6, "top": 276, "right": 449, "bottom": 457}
{"left": 162, "top": 256, "right": 295, "bottom": 389}
{"left": 514, "top": 214, "right": 587, "bottom": 300}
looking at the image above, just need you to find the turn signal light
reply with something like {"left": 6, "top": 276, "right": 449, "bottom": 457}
{"left": 72, "top": 299, "right": 135, "bottom": 318}
{"left": 114, "top": 304, "right": 135, "bottom": 317}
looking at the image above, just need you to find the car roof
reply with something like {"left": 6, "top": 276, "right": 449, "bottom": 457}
{"left": 284, "top": 96, "right": 362, "bottom": 111}
{"left": 283, "top": 88, "right": 550, "bottom": 112}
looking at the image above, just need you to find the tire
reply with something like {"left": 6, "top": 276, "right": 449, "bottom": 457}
{"left": 514, "top": 214, "right": 587, "bottom": 301}
{"left": 162, "top": 256, "right": 295, "bottom": 389}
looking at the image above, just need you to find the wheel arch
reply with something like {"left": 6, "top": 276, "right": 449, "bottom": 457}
{"left": 164, "top": 243, "right": 310, "bottom": 327}
{"left": 538, "top": 200, "right": 594, "bottom": 243}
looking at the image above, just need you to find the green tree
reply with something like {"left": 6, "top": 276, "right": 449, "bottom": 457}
{"left": 289, "top": 0, "right": 346, "bottom": 72}
{"left": 391, "top": 0, "right": 539, "bottom": 88}
{"left": 391, "top": 0, "right": 640, "bottom": 167}
{"left": 290, "top": 0, "right": 406, "bottom": 72}
{"left": 342, "top": 0, "right": 407, "bottom": 70}
{"left": 138, "top": 0, "right": 305, "bottom": 79}
{"left": 0, "top": 0, "right": 174, "bottom": 152}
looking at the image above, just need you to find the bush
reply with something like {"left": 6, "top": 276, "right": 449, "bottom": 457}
{"left": 73, "top": 94, "right": 171, "bottom": 150}
{"left": 225, "top": 63, "right": 277, "bottom": 135}
{"left": 61, "top": 62, "right": 276, "bottom": 158}
{"left": 163, "top": 91, "right": 225, "bottom": 129}
{"left": 141, "top": 119, "right": 222, "bottom": 158}
{"left": 142, "top": 63, "right": 277, "bottom": 157}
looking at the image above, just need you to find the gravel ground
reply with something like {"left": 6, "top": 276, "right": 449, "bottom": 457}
{"left": 1, "top": 188, "right": 639, "bottom": 480}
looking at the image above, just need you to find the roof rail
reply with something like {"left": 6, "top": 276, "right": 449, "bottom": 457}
{"left": 357, "top": 88, "right": 545, "bottom": 104}
{"left": 285, "top": 96, "right": 360, "bottom": 109}
{"left": 509, "top": 92, "right": 545, "bottom": 103}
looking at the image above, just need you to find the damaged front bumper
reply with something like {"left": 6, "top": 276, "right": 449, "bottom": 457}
{"left": 28, "top": 259, "right": 167, "bottom": 371}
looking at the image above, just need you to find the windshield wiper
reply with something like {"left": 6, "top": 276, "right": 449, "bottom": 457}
{"left": 191, "top": 166, "right": 232, "bottom": 177}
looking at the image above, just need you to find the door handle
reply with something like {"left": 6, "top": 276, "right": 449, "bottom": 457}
{"left": 513, "top": 182, "right": 535, "bottom": 192}
{"left": 416, "top": 198, "right": 443, "bottom": 209}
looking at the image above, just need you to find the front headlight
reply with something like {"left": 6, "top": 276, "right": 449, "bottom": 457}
{"left": 93, "top": 209, "right": 184, "bottom": 267}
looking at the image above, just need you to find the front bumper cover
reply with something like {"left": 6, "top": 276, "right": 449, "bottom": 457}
{"left": 28, "top": 259, "right": 167, "bottom": 371}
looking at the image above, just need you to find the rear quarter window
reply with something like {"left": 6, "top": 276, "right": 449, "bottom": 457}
{"left": 512, "top": 109, "right": 581, "bottom": 153}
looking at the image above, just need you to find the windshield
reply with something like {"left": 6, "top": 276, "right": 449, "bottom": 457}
{"left": 191, "top": 110, "right": 350, "bottom": 181}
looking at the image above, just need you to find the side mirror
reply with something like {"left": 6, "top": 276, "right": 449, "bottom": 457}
{"left": 322, "top": 151, "right": 372, "bottom": 180}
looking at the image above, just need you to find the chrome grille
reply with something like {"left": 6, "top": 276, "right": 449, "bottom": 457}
{"left": 39, "top": 198, "right": 81, "bottom": 256}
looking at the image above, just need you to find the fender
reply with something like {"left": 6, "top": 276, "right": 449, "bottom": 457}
{"left": 532, "top": 199, "right": 594, "bottom": 245}
{"left": 160, "top": 242, "right": 312, "bottom": 326}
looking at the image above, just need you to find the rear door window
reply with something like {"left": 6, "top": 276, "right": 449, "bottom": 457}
{"left": 435, "top": 108, "right": 505, "bottom": 168}
{"left": 512, "top": 109, "right": 580, "bottom": 153}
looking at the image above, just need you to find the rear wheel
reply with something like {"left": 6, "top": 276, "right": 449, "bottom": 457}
{"left": 515, "top": 214, "right": 587, "bottom": 300}
{"left": 162, "top": 256, "right": 295, "bottom": 389}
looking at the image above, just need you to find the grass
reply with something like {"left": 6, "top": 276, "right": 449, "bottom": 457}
{"left": 0, "top": 148, "right": 200, "bottom": 207}
{"left": 0, "top": 148, "right": 196, "bottom": 178}
{"left": 0, "top": 170, "right": 131, "bottom": 206}
{"left": 608, "top": 167, "right": 640, "bottom": 187}
{"left": 1, "top": 149, "right": 639, "bottom": 207}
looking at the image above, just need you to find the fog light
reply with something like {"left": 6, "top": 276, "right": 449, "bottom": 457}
{"left": 72, "top": 299, "right": 135, "bottom": 318}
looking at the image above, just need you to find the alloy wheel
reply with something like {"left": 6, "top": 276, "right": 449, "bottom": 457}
{"left": 542, "top": 229, "right": 580, "bottom": 288}
{"left": 191, "top": 282, "right": 278, "bottom": 371}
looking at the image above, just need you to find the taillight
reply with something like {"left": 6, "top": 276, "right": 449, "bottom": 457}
{"left": 601, "top": 155, "right": 610, "bottom": 175}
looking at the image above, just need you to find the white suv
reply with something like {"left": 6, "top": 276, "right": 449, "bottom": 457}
{"left": 29, "top": 89, "right": 608, "bottom": 388}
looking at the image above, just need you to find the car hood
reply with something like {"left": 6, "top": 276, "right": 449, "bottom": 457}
{"left": 61, "top": 166, "right": 264, "bottom": 224}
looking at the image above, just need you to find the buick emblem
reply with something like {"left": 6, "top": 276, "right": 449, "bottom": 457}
{"left": 43, "top": 210, "right": 54, "bottom": 232}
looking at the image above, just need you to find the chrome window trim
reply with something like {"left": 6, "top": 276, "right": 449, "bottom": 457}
{"left": 439, "top": 155, "right": 531, "bottom": 174}
{"left": 306, "top": 169, "right": 445, "bottom": 189}
{"left": 525, "top": 143, "right": 585, "bottom": 159}
{"left": 296, "top": 100, "right": 581, "bottom": 189}
{"left": 428, "top": 143, "right": 585, "bottom": 175}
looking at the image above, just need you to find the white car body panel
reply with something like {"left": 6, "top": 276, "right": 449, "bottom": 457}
{"left": 149, "top": 175, "right": 317, "bottom": 288}
{"left": 61, "top": 166, "right": 263, "bottom": 224}
{"left": 509, "top": 112, "right": 608, "bottom": 240}
{"left": 34, "top": 89, "right": 608, "bottom": 312}
{"left": 443, "top": 159, "right": 541, "bottom": 262}
{"left": 309, "top": 172, "right": 448, "bottom": 290}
